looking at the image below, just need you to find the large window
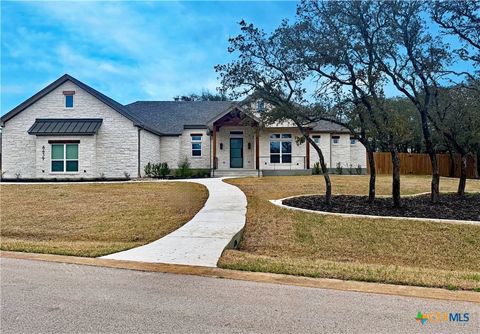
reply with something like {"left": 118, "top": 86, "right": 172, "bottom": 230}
{"left": 270, "top": 133, "right": 292, "bottom": 163}
{"left": 191, "top": 134, "right": 202, "bottom": 157}
{"left": 51, "top": 143, "right": 78, "bottom": 172}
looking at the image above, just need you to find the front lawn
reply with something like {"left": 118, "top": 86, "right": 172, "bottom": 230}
{"left": 0, "top": 182, "right": 208, "bottom": 257}
{"left": 220, "top": 175, "right": 480, "bottom": 291}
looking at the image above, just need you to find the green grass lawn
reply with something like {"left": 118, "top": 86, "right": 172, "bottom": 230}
{"left": 1, "top": 182, "right": 208, "bottom": 257}
{"left": 220, "top": 175, "right": 480, "bottom": 291}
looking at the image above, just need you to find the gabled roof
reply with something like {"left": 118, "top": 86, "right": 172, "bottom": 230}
{"left": 125, "top": 101, "right": 235, "bottom": 135}
{"left": 0, "top": 74, "right": 162, "bottom": 136}
{"left": 28, "top": 118, "right": 103, "bottom": 136}
{"left": 1, "top": 74, "right": 351, "bottom": 136}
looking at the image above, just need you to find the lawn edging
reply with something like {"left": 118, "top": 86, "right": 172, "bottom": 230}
{"left": 270, "top": 192, "right": 480, "bottom": 226}
{"left": 1, "top": 250, "right": 479, "bottom": 303}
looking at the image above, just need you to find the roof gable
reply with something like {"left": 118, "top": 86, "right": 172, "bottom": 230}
{"left": 0, "top": 74, "right": 163, "bottom": 135}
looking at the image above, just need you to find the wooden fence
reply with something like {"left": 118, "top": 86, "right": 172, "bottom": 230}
{"left": 368, "top": 152, "right": 479, "bottom": 179}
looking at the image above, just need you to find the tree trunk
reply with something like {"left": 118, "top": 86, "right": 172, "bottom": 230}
{"left": 457, "top": 153, "right": 467, "bottom": 196}
{"left": 390, "top": 149, "right": 401, "bottom": 208}
{"left": 308, "top": 137, "right": 332, "bottom": 205}
{"left": 367, "top": 150, "right": 376, "bottom": 203}
{"left": 428, "top": 148, "right": 440, "bottom": 203}
{"left": 447, "top": 147, "right": 455, "bottom": 178}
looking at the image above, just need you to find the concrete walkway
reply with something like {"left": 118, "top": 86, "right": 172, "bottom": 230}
{"left": 102, "top": 178, "right": 247, "bottom": 267}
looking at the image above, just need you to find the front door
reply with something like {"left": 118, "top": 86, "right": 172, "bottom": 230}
{"left": 230, "top": 138, "right": 243, "bottom": 168}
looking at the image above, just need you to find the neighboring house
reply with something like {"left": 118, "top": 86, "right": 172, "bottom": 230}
{"left": 0, "top": 74, "right": 366, "bottom": 180}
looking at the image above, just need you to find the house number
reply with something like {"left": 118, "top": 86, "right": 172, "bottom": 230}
{"left": 42, "top": 146, "right": 45, "bottom": 161}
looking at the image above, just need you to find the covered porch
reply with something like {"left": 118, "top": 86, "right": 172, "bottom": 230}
{"left": 208, "top": 107, "right": 311, "bottom": 177}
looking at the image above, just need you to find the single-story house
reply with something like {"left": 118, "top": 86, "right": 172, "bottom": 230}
{"left": 0, "top": 74, "right": 366, "bottom": 180}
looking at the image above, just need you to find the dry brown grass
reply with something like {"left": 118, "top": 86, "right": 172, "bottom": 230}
{"left": 1, "top": 182, "right": 208, "bottom": 257}
{"left": 222, "top": 175, "right": 480, "bottom": 290}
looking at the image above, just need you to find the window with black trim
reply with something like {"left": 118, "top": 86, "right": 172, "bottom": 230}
{"left": 51, "top": 143, "right": 78, "bottom": 172}
{"left": 270, "top": 133, "right": 292, "bottom": 163}
{"left": 312, "top": 135, "right": 321, "bottom": 144}
{"left": 332, "top": 135, "right": 340, "bottom": 144}
{"left": 350, "top": 137, "right": 357, "bottom": 145}
{"left": 191, "top": 134, "right": 202, "bottom": 157}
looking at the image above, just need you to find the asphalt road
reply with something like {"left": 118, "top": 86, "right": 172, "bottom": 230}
{"left": 1, "top": 258, "right": 478, "bottom": 334}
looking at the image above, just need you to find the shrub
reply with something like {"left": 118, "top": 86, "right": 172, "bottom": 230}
{"left": 312, "top": 162, "right": 322, "bottom": 175}
{"left": 349, "top": 164, "right": 354, "bottom": 175}
{"left": 175, "top": 157, "right": 191, "bottom": 178}
{"left": 159, "top": 162, "right": 170, "bottom": 178}
{"left": 144, "top": 162, "right": 153, "bottom": 177}
{"left": 356, "top": 164, "right": 363, "bottom": 175}
{"left": 190, "top": 168, "right": 211, "bottom": 178}
{"left": 124, "top": 171, "right": 131, "bottom": 180}
{"left": 335, "top": 162, "right": 343, "bottom": 175}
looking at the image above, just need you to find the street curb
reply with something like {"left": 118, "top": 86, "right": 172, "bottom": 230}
{"left": 1, "top": 251, "right": 478, "bottom": 304}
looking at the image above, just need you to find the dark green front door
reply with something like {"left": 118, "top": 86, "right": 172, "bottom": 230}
{"left": 230, "top": 138, "right": 243, "bottom": 168}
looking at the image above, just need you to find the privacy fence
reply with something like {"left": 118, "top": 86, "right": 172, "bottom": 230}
{"left": 368, "top": 152, "right": 479, "bottom": 179}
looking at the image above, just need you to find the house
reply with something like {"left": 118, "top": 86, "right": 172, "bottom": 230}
{"left": 0, "top": 74, "right": 366, "bottom": 180}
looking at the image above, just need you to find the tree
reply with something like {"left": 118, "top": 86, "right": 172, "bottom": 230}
{"left": 432, "top": 0, "right": 480, "bottom": 68}
{"left": 371, "top": 0, "right": 452, "bottom": 203}
{"left": 215, "top": 20, "right": 333, "bottom": 204}
{"left": 174, "top": 90, "right": 229, "bottom": 101}
{"left": 431, "top": 83, "right": 480, "bottom": 195}
{"left": 295, "top": 0, "right": 405, "bottom": 206}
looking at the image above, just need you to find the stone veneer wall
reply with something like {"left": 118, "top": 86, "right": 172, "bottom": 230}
{"left": 1, "top": 80, "right": 138, "bottom": 179}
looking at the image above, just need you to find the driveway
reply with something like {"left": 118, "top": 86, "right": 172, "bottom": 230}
{"left": 102, "top": 178, "right": 247, "bottom": 267}
{"left": 2, "top": 258, "right": 478, "bottom": 334}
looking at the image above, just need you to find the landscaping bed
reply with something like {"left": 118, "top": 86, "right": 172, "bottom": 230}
{"left": 283, "top": 193, "right": 480, "bottom": 221}
{"left": 222, "top": 175, "right": 480, "bottom": 290}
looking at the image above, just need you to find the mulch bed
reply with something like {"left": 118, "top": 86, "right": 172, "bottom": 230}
{"left": 283, "top": 193, "right": 480, "bottom": 221}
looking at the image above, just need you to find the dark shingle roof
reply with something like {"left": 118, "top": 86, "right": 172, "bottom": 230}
{"left": 312, "top": 120, "right": 350, "bottom": 133}
{"left": 28, "top": 119, "right": 103, "bottom": 136}
{"left": 125, "top": 101, "right": 235, "bottom": 135}
{"left": 2, "top": 74, "right": 351, "bottom": 136}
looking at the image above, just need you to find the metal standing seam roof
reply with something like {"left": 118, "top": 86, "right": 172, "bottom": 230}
{"left": 27, "top": 118, "right": 103, "bottom": 135}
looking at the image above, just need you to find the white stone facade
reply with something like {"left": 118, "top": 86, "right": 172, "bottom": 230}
{"left": 1, "top": 79, "right": 366, "bottom": 179}
{"left": 139, "top": 129, "right": 161, "bottom": 177}
{"left": 1, "top": 81, "right": 140, "bottom": 179}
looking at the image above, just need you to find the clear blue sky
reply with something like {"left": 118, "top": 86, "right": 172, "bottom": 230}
{"left": 1, "top": 1, "right": 297, "bottom": 114}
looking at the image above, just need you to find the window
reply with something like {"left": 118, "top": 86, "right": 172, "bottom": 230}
{"left": 332, "top": 135, "right": 340, "bottom": 144}
{"left": 312, "top": 135, "right": 321, "bottom": 144}
{"left": 191, "top": 134, "right": 202, "bottom": 157}
{"left": 270, "top": 133, "right": 292, "bottom": 163}
{"left": 65, "top": 95, "right": 74, "bottom": 108}
{"left": 350, "top": 137, "right": 357, "bottom": 145}
{"left": 51, "top": 144, "right": 78, "bottom": 172}
{"left": 257, "top": 99, "right": 265, "bottom": 112}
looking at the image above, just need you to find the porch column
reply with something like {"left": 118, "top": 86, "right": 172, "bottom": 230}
{"left": 255, "top": 128, "right": 260, "bottom": 170}
{"left": 306, "top": 131, "right": 310, "bottom": 169}
{"left": 212, "top": 126, "right": 217, "bottom": 169}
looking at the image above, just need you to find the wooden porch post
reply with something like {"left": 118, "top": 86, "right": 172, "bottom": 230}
{"left": 255, "top": 128, "right": 260, "bottom": 170}
{"left": 212, "top": 126, "right": 217, "bottom": 169}
{"left": 306, "top": 132, "right": 310, "bottom": 169}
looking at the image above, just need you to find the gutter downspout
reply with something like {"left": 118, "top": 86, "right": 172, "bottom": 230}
{"left": 137, "top": 128, "right": 141, "bottom": 178}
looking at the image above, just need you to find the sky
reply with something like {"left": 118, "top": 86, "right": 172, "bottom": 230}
{"left": 1, "top": 0, "right": 298, "bottom": 114}
{"left": 1, "top": 1, "right": 475, "bottom": 115}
